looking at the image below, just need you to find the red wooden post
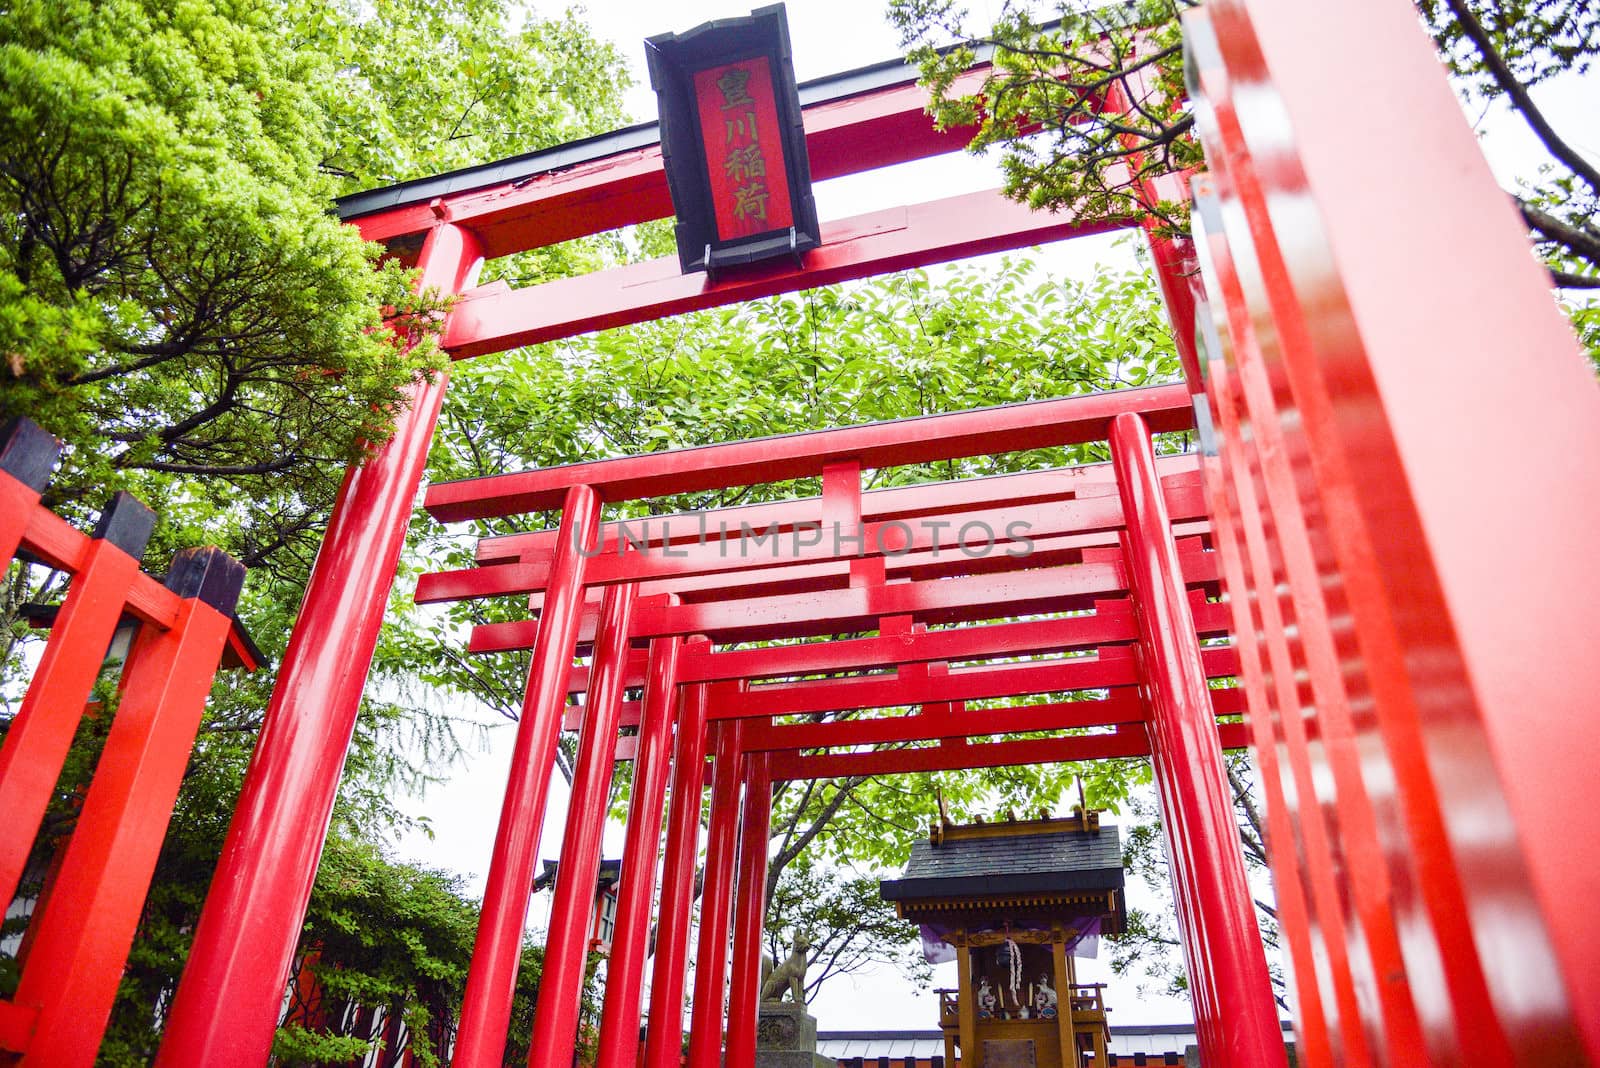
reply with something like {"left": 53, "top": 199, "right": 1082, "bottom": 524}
{"left": 1187, "top": 0, "right": 1600, "bottom": 1060}
{"left": 0, "top": 494, "right": 154, "bottom": 911}
{"left": 1188, "top": 178, "right": 1427, "bottom": 1065}
{"left": 1145, "top": 231, "right": 1203, "bottom": 390}
{"left": 15, "top": 549, "right": 244, "bottom": 1068}
{"left": 453, "top": 484, "right": 601, "bottom": 1068}
{"left": 1192, "top": 298, "right": 1337, "bottom": 1068}
{"left": 155, "top": 222, "right": 484, "bottom": 1068}
{"left": 724, "top": 753, "right": 773, "bottom": 1067}
{"left": 685, "top": 718, "right": 744, "bottom": 1068}
{"left": 526, "top": 582, "right": 639, "bottom": 1062}
{"left": 1109, "top": 412, "right": 1286, "bottom": 1068}
{"left": 594, "top": 630, "right": 685, "bottom": 1068}
{"left": 642, "top": 675, "right": 711, "bottom": 1068}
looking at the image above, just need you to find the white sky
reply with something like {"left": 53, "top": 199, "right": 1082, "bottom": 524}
{"left": 390, "top": 0, "right": 1599, "bottom": 1038}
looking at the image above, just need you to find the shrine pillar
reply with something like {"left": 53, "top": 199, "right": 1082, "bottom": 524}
{"left": 643, "top": 676, "right": 711, "bottom": 1068}
{"left": 685, "top": 719, "right": 744, "bottom": 1068}
{"left": 595, "top": 632, "right": 685, "bottom": 1068}
{"left": 454, "top": 484, "right": 602, "bottom": 1068}
{"left": 724, "top": 752, "right": 773, "bottom": 1066}
{"left": 526, "top": 582, "right": 638, "bottom": 1061}
{"left": 155, "top": 222, "right": 483, "bottom": 1068}
{"left": 1110, "top": 412, "right": 1286, "bottom": 1068}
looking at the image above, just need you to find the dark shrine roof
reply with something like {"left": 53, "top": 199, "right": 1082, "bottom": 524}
{"left": 534, "top": 858, "right": 621, "bottom": 894}
{"left": 879, "top": 824, "right": 1124, "bottom": 902}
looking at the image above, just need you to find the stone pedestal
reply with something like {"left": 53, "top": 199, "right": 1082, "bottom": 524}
{"left": 754, "top": 1002, "right": 833, "bottom": 1068}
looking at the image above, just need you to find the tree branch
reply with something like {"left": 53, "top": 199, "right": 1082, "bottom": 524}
{"left": 124, "top": 456, "right": 298, "bottom": 476}
{"left": 1522, "top": 201, "right": 1600, "bottom": 266}
{"left": 1443, "top": 0, "right": 1600, "bottom": 193}
{"left": 1550, "top": 268, "right": 1600, "bottom": 289}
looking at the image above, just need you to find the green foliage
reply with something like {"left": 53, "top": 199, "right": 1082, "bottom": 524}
{"left": 889, "top": 1, "right": 1200, "bottom": 235}
{"left": 1417, "top": 0, "right": 1600, "bottom": 297}
{"left": 890, "top": 0, "right": 1600, "bottom": 315}
{"left": 274, "top": 837, "right": 478, "bottom": 1068}
{"left": 1565, "top": 296, "right": 1600, "bottom": 374}
{"left": 287, "top": 0, "right": 630, "bottom": 189}
{"left": 1418, "top": 0, "right": 1598, "bottom": 96}
{"left": 0, "top": 0, "right": 448, "bottom": 584}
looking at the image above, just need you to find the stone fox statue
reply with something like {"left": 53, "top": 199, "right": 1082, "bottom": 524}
{"left": 760, "top": 932, "right": 811, "bottom": 1003}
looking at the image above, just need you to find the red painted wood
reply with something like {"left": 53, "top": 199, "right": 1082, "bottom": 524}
{"left": 1192, "top": 171, "right": 1424, "bottom": 1062}
{"left": 425, "top": 384, "right": 1192, "bottom": 521}
{"left": 0, "top": 473, "right": 44, "bottom": 567}
{"left": 706, "top": 645, "right": 1238, "bottom": 720}
{"left": 1111, "top": 413, "right": 1286, "bottom": 1068}
{"left": 642, "top": 676, "right": 711, "bottom": 1068}
{"left": 724, "top": 754, "right": 772, "bottom": 1067}
{"left": 593, "top": 633, "right": 682, "bottom": 1068}
{"left": 527, "top": 583, "right": 637, "bottom": 1062}
{"left": 1197, "top": 353, "right": 1336, "bottom": 1068}
{"left": 156, "top": 222, "right": 486, "bottom": 1068}
{"left": 686, "top": 720, "right": 744, "bottom": 1068}
{"left": 452, "top": 486, "right": 601, "bottom": 1068}
{"left": 474, "top": 459, "right": 1199, "bottom": 565}
{"left": 420, "top": 483, "right": 1212, "bottom": 603}
{"left": 1189, "top": 0, "right": 1600, "bottom": 1058}
{"left": 16, "top": 598, "right": 233, "bottom": 1066}
{"left": 694, "top": 57, "right": 795, "bottom": 238}
{"left": 0, "top": 540, "right": 143, "bottom": 913}
{"left": 439, "top": 189, "right": 1133, "bottom": 358}
{"left": 344, "top": 67, "right": 989, "bottom": 255}
{"left": 471, "top": 551, "right": 1220, "bottom": 652}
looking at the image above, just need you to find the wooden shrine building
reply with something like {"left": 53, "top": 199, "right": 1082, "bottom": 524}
{"left": 880, "top": 811, "right": 1126, "bottom": 1068}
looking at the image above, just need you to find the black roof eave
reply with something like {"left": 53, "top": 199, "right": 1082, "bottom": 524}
{"left": 878, "top": 866, "right": 1125, "bottom": 902}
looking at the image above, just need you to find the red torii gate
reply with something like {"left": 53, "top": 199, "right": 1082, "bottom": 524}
{"left": 126, "top": 0, "right": 1600, "bottom": 1067}
{"left": 405, "top": 386, "right": 1277, "bottom": 1068}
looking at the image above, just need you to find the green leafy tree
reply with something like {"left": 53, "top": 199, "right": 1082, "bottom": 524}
{"left": 288, "top": 0, "right": 630, "bottom": 190}
{"left": 888, "top": 0, "right": 1600, "bottom": 363}
{"left": 0, "top": 0, "right": 444, "bottom": 588}
{"left": 890, "top": 0, "right": 1597, "bottom": 278}
{"left": 1419, "top": 0, "right": 1600, "bottom": 290}
{"left": 889, "top": 0, "right": 1198, "bottom": 234}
